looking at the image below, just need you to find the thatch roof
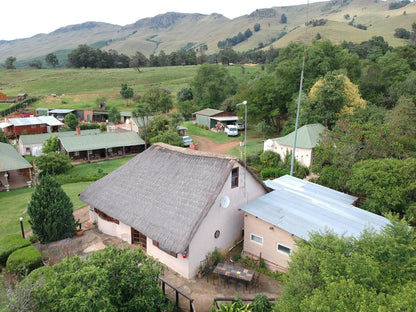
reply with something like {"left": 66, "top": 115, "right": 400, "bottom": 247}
{"left": 79, "top": 143, "right": 241, "bottom": 253}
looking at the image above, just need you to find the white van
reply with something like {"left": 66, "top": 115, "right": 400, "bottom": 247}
{"left": 225, "top": 125, "right": 238, "bottom": 136}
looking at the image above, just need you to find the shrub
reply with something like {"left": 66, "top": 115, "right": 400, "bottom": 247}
{"left": 6, "top": 246, "right": 43, "bottom": 275}
{"left": 251, "top": 294, "right": 273, "bottom": 312}
{"left": 260, "top": 151, "right": 280, "bottom": 167}
{"left": 0, "top": 234, "right": 31, "bottom": 266}
{"left": 260, "top": 167, "right": 287, "bottom": 180}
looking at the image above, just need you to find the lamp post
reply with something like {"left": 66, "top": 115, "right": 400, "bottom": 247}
{"left": 236, "top": 101, "right": 247, "bottom": 202}
{"left": 19, "top": 217, "right": 25, "bottom": 238}
{"left": 4, "top": 173, "right": 9, "bottom": 192}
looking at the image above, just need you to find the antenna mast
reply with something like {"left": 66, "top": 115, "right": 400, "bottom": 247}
{"left": 290, "top": 0, "right": 309, "bottom": 176}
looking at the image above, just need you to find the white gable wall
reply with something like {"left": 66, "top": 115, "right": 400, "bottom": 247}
{"left": 264, "top": 140, "right": 313, "bottom": 168}
{"left": 87, "top": 162, "right": 267, "bottom": 279}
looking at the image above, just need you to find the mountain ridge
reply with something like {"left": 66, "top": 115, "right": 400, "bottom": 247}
{"left": 0, "top": 0, "right": 415, "bottom": 68}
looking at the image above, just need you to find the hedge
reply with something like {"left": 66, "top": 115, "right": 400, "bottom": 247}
{"left": 0, "top": 234, "right": 31, "bottom": 266}
{"left": 6, "top": 245, "right": 43, "bottom": 275}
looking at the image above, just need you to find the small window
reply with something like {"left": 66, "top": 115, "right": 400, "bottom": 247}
{"left": 231, "top": 167, "right": 239, "bottom": 188}
{"left": 277, "top": 244, "right": 291, "bottom": 255}
{"left": 25, "top": 147, "right": 30, "bottom": 153}
{"left": 250, "top": 233, "right": 263, "bottom": 245}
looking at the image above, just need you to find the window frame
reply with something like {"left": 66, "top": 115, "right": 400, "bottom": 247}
{"left": 231, "top": 167, "right": 239, "bottom": 188}
{"left": 250, "top": 233, "right": 263, "bottom": 245}
{"left": 277, "top": 243, "right": 291, "bottom": 255}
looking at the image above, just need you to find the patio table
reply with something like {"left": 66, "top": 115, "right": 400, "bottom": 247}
{"left": 213, "top": 263, "right": 254, "bottom": 289}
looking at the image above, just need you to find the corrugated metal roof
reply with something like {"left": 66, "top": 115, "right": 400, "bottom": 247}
{"left": 0, "top": 143, "right": 32, "bottom": 172}
{"left": 8, "top": 116, "right": 64, "bottom": 127}
{"left": 265, "top": 175, "right": 357, "bottom": 206}
{"left": 212, "top": 116, "right": 239, "bottom": 121}
{"left": 60, "top": 131, "right": 145, "bottom": 152}
{"left": 193, "top": 108, "right": 223, "bottom": 117}
{"left": 48, "top": 109, "right": 75, "bottom": 114}
{"left": 19, "top": 129, "right": 101, "bottom": 145}
{"left": 271, "top": 123, "right": 325, "bottom": 149}
{"left": 243, "top": 175, "right": 390, "bottom": 241}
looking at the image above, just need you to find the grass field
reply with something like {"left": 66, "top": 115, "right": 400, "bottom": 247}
{"left": 0, "top": 65, "right": 261, "bottom": 112}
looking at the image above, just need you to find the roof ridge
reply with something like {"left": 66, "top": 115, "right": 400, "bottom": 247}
{"left": 153, "top": 142, "right": 239, "bottom": 160}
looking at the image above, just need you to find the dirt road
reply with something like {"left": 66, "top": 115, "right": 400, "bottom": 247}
{"left": 192, "top": 135, "right": 242, "bottom": 154}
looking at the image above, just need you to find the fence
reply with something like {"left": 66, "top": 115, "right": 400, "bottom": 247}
{"left": 160, "top": 277, "right": 196, "bottom": 312}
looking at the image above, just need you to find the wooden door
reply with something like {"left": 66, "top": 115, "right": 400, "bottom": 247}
{"left": 131, "top": 228, "right": 147, "bottom": 251}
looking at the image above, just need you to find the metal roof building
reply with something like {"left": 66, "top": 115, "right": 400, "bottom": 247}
{"left": 242, "top": 175, "right": 390, "bottom": 241}
{"left": 60, "top": 131, "right": 145, "bottom": 153}
{"left": 270, "top": 123, "right": 325, "bottom": 149}
{"left": 8, "top": 116, "right": 64, "bottom": 127}
{"left": 0, "top": 143, "right": 32, "bottom": 172}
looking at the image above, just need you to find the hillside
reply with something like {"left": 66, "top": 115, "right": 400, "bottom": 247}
{"left": 0, "top": 0, "right": 415, "bottom": 68}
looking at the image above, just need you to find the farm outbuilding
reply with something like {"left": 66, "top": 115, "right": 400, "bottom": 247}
{"left": 193, "top": 109, "right": 239, "bottom": 130}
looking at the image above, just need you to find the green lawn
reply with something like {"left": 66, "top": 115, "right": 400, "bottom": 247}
{"left": 184, "top": 121, "right": 244, "bottom": 143}
{"left": 0, "top": 182, "right": 92, "bottom": 239}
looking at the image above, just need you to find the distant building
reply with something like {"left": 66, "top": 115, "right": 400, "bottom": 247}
{"left": 193, "top": 108, "right": 239, "bottom": 130}
{"left": 264, "top": 123, "right": 325, "bottom": 168}
{"left": 4, "top": 116, "right": 64, "bottom": 137}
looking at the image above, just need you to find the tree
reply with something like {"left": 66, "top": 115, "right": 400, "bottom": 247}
{"left": 120, "top": 83, "right": 134, "bottom": 105}
{"left": 0, "top": 131, "right": 8, "bottom": 143}
{"left": 130, "top": 51, "right": 148, "bottom": 71}
{"left": 45, "top": 53, "right": 59, "bottom": 68}
{"left": 64, "top": 113, "right": 79, "bottom": 130}
{"left": 254, "top": 23, "right": 261, "bottom": 32}
{"left": 219, "top": 47, "right": 238, "bottom": 65}
{"left": 27, "top": 246, "right": 171, "bottom": 311}
{"left": 275, "top": 219, "right": 416, "bottom": 312}
{"left": 312, "top": 120, "right": 403, "bottom": 191}
{"left": 28, "top": 60, "right": 42, "bottom": 69}
{"left": 394, "top": 27, "right": 411, "bottom": 39}
{"left": 27, "top": 175, "right": 76, "bottom": 243}
{"left": 141, "top": 87, "right": 173, "bottom": 114}
{"left": 34, "top": 152, "right": 72, "bottom": 175}
{"left": 190, "top": 64, "right": 237, "bottom": 110}
{"left": 281, "top": 13, "right": 287, "bottom": 24}
{"left": 42, "top": 135, "right": 59, "bottom": 153}
{"left": 5, "top": 56, "right": 16, "bottom": 69}
{"left": 133, "top": 103, "right": 152, "bottom": 149}
{"left": 304, "top": 72, "right": 366, "bottom": 128}
{"left": 108, "top": 106, "right": 121, "bottom": 124}
{"left": 149, "top": 131, "right": 183, "bottom": 147}
{"left": 386, "top": 96, "right": 416, "bottom": 138}
{"left": 346, "top": 158, "right": 416, "bottom": 220}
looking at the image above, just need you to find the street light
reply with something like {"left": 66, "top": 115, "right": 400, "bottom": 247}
{"left": 19, "top": 217, "right": 25, "bottom": 238}
{"left": 236, "top": 100, "right": 247, "bottom": 202}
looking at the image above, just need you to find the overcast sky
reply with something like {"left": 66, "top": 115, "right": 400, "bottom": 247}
{"left": 1, "top": 0, "right": 328, "bottom": 41}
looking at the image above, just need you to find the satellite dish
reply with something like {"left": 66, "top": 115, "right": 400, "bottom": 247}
{"left": 220, "top": 196, "right": 230, "bottom": 208}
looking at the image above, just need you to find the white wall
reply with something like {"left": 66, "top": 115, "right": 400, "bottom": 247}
{"left": 88, "top": 162, "right": 268, "bottom": 279}
{"left": 264, "top": 140, "right": 313, "bottom": 168}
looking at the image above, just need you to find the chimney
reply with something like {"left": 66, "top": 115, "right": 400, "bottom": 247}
{"left": 76, "top": 127, "right": 81, "bottom": 135}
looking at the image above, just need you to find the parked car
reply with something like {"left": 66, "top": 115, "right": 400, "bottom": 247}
{"left": 182, "top": 136, "right": 193, "bottom": 147}
{"left": 235, "top": 123, "right": 245, "bottom": 130}
{"left": 225, "top": 125, "right": 238, "bottom": 136}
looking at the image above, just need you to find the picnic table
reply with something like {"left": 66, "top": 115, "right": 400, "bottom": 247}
{"left": 213, "top": 263, "right": 255, "bottom": 290}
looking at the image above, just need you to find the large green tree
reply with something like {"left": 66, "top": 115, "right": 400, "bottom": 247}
{"left": 64, "top": 113, "right": 79, "bottom": 131}
{"left": 26, "top": 246, "right": 172, "bottom": 312}
{"left": 34, "top": 152, "right": 72, "bottom": 175}
{"left": 141, "top": 87, "right": 173, "bottom": 114}
{"left": 42, "top": 135, "right": 59, "bottom": 153}
{"left": 190, "top": 64, "right": 237, "bottom": 110}
{"left": 347, "top": 158, "right": 416, "bottom": 220}
{"left": 312, "top": 120, "right": 403, "bottom": 191}
{"left": 275, "top": 219, "right": 416, "bottom": 312}
{"left": 27, "top": 175, "right": 76, "bottom": 243}
{"left": 45, "top": 53, "right": 59, "bottom": 68}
